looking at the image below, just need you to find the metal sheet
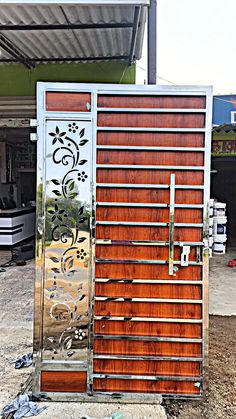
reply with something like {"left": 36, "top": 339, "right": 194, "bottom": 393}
{"left": 0, "top": 3, "right": 148, "bottom": 63}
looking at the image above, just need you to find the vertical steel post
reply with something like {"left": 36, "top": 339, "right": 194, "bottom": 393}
{"left": 147, "top": 0, "right": 157, "bottom": 84}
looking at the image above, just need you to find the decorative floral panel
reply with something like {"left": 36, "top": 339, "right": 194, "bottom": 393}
{"left": 42, "top": 119, "right": 91, "bottom": 364}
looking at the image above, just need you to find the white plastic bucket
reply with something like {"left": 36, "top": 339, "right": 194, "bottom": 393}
{"left": 213, "top": 242, "right": 226, "bottom": 254}
{"left": 213, "top": 222, "right": 227, "bottom": 235}
{"left": 213, "top": 234, "right": 227, "bottom": 243}
{"left": 213, "top": 202, "right": 226, "bottom": 217}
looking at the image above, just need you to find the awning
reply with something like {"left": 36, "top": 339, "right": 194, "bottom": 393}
{"left": 0, "top": 1, "right": 149, "bottom": 68}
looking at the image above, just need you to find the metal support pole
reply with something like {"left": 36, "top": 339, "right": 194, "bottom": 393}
{"left": 147, "top": 0, "right": 157, "bottom": 84}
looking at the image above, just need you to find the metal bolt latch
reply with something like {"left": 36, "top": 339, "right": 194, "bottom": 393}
{"left": 180, "top": 245, "right": 191, "bottom": 266}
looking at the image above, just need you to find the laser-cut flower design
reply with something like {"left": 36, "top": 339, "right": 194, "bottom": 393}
{"left": 74, "top": 329, "right": 86, "bottom": 341}
{"left": 77, "top": 171, "right": 88, "bottom": 182}
{"left": 48, "top": 203, "right": 67, "bottom": 222}
{"left": 77, "top": 249, "right": 87, "bottom": 260}
{"left": 68, "top": 122, "right": 79, "bottom": 133}
{"left": 49, "top": 126, "right": 66, "bottom": 144}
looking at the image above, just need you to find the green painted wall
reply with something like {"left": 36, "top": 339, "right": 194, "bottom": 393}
{"left": 0, "top": 61, "right": 135, "bottom": 96}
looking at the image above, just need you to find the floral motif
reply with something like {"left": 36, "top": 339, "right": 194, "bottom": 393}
{"left": 77, "top": 171, "right": 88, "bottom": 182}
{"left": 77, "top": 249, "right": 87, "bottom": 260}
{"left": 49, "top": 126, "right": 66, "bottom": 144}
{"left": 48, "top": 203, "right": 67, "bottom": 222}
{"left": 68, "top": 122, "right": 79, "bottom": 133}
{"left": 75, "top": 328, "right": 86, "bottom": 341}
{"left": 44, "top": 120, "right": 90, "bottom": 361}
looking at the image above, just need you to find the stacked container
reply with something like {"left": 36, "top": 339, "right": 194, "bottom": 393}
{"left": 213, "top": 201, "right": 227, "bottom": 254}
{"left": 208, "top": 199, "right": 214, "bottom": 257}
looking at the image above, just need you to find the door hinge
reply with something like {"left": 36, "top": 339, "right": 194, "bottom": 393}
{"left": 30, "top": 119, "right": 38, "bottom": 127}
{"left": 30, "top": 133, "right": 38, "bottom": 142}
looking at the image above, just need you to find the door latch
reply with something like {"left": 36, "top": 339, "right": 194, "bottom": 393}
{"left": 180, "top": 245, "right": 190, "bottom": 266}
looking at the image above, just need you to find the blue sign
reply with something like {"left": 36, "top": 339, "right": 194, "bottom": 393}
{"left": 213, "top": 95, "right": 236, "bottom": 126}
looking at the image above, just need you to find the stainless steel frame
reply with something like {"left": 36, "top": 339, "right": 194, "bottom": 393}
{"left": 33, "top": 82, "right": 212, "bottom": 402}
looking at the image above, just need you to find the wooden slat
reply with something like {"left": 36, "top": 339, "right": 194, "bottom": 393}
{"left": 41, "top": 371, "right": 87, "bottom": 393}
{"left": 97, "top": 132, "right": 205, "bottom": 147}
{"left": 95, "top": 283, "right": 202, "bottom": 300}
{"left": 94, "top": 320, "right": 202, "bottom": 338}
{"left": 97, "top": 188, "right": 203, "bottom": 204}
{"left": 93, "top": 378, "right": 200, "bottom": 394}
{"left": 93, "top": 359, "right": 201, "bottom": 377}
{"left": 93, "top": 340, "right": 202, "bottom": 357}
{"left": 97, "top": 169, "right": 204, "bottom": 185}
{"left": 96, "top": 245, "right": 197, "bottom": 261}
{"left": 97, "top": 150, "right": 204, "bottom": 166}
{"left": 94, "top": 302, "right": 202, "bottom": 319}
{"left": 46, "top": 92, "right": 91, "bottom": 112}
{"left": 96, "top": 263, "right": 201, "bottom": 280}
{"left": 96, "top": 207, "right": 203, "bottom": 223}
{"left": 96, "top": 225, "right": 203, "bottom": 242}
{"left": 97, "top": 95, "right": 206, "bottom": 109}
{"left": 97, "top": 113, "right": 205, "bottom": 128}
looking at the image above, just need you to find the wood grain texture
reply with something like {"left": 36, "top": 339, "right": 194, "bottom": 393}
{"left": 94, "top": 301, "right": 202, "bottom": 319}
{"left": 41, "top": 371, "right": 87, "bottom": 392}
{"left": 96, "top": 207, "right": 203, "bottom": 223}
{"left": 96, "top": 226, "right": 203, "bottom": 242}
{"left": 97, "top": 131, "right": 205, "bottom": 147}
{"left": 93, "top": 340, "right": 202, "bottom": 357}
{"left": 96, "top": 263, "right": 202, "bottom": 280}
{"left": 46, "top": 92, "right": 91, "bottom": 112}
{"left": 97, "top": 188, "right": 203, "bottom": 204}
{"left": 93, "top": 359, "right": 201, "bottom": 377}
{"left": 94, "top": 92, "right": 205, "bottom": 396}
{"left": 97, "top": 95, "right": 206, "bottom": 109}
{"left": 96, "top": 245, "right": 197, "bottom": 261}
{"left": 93, "top": 378, "right": 200, "bottom": 394}
{"left": 97, "top": 150, "right": 204, "bottom": 166}
{"left": 97, "top": 113, "right": 205, "bottom": 128}
{"left": 95, "top": 283, "right": 202, "bottom": 300}
{"left": 97, "top": 169, "right": 204, "bottom": 185}
{"left": 94, "top": 320, "right": 202, "bottom": 338}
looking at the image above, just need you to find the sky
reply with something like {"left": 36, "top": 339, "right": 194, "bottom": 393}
{"left": 136, "top": 0, "right": 236, "bottom": 94}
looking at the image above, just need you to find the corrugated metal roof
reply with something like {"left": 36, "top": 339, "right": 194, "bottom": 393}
{"left": 0, "top": 96, "right": 36, "bottom": 117}
{"left": 0, "top": 2, "right": 148, "bottom": 66}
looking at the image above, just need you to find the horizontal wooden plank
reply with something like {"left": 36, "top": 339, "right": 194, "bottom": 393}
{"left": 97, "top": 113, "right": 205, "bottom": 128}
{"left": 96, "top": 188, "right": 203, "bottom": 204}
{"left": 97, "top": 169, "right": 204, "bottom": 185}
{"left": 95, "top": 283, "right": 202, "bottom": 300}
{"left": 96, "top": 226, "right": 203, "bottom": 242}
{"left": 97, "top": 95, "right": 206, "bottom": 109}
{"left": 96, "top": 245, "right": 197, "bottom": 261}
{"left": 46, "top": 92, "right": 91, "bottom": 112}
{"left": 96, "top": 207, "right": 203, "bottom": 223}
{"left": 96, "top": 263, "right": 201, "bottom": 280}
{"left": 94, "top": 301, "right": 202, "bottom": 319}
{"left": 93, "top": 359, "right": 201, "bottom": 377}
{"left": 93, "top": 378, "right": 200, "bottom": 394}
{"left": 96, "top": 225, "right": 202, "bottom": 242}
{"left": 97, "top": 131, "right": 205, "bottom": 147}
{"left": 93, "top": 340, "right": 202, "bottom": 357}
{"left": 94, "top": 320, "right": 202, "bottom": 338}
{"left": 97, "top": 150, "right": 204, "bottom": 166}
{"left": 41, "top": 371, "right": 87, "bottom": 393}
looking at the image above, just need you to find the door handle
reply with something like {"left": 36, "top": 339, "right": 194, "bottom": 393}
{"left": 169, "top": 174, "right": 175, "bottom": 275}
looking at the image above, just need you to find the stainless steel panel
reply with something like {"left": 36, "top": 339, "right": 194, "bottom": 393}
{"left": 38, "top": 118, "right": 92, "bottom": 366}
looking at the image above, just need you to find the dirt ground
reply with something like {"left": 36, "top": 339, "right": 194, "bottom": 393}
{"left": 164, "top": 315, "right": 236, "bottom": 419}
{"left": 0, "top": 254, "right": 236, "bottom": 418}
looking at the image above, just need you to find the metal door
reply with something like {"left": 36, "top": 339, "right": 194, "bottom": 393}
{"left": 33, "top": 83, "right": 212, "bottom": 400}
